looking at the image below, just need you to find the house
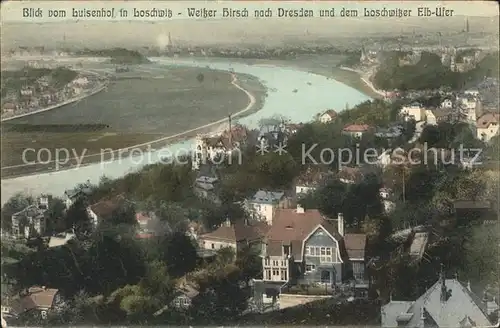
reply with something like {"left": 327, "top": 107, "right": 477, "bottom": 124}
{"left": 319, "top": 110, "right": 337, "bottom": 123}
{"left": 170, "top": 284, "right": 199, "bottom": 311}
{"left": 400, "top": 103, "right": 424, "bottom": 122}
{"left": 63, "top": 182, "right": 92, "bottom": 209}
{"left": 476, "top": 112, "right": 499, "bottom": 142}
{"left": 193, "top": 125, "right": 247, "bottom": 169}
{"left": 198, "top": 218, "right": 270, "bottom": 254}
{"left": 87, "top": 194, "right": 132, "bottom": 227}
{"left": 193, "top": 164, "right": 220, "bottom": 204}
{"left": 425, "top": 109, "right": 437, "bottom": 125}
{"left": 440, "top": 98, "right": 453, "bottom": 109}
{"left": 72, "top": 76, "right": 89, "bottom": 86}
{"left": 464, "top": 89, "right": 480, "bottom": 98}
{"left": 246, "top": 190, "right": 290, "bottom": 224}
{"left": 11, "top": 197, "right": 50, "bottom": 239}
{"left": 285, "top": 123, "right": 304, "bottom": 135}
{"left": 381, "top": 274, "right": 492, "bottom": 327}
{"left": 342, "top": 124, "right": 371, "bottom": 138}
{"left": 374, "top": 126, "right": 403, "bottom": 139}
{"left": 2, "top": 286, "right": 63, "bottom": 320}
{"left": 338, "top": 166, "right": 364, "bottom": 184}
{"left": 261, "top": 206, "right": 367, "bottom": 291}
{"left": 257, "top": 123, "right": 288, "bottom": 151}
{"left": 295, "top": 167, "right": 334, "bottom": 197}
{"left": 432, "top": 107, "right": 454, "bottom": 123}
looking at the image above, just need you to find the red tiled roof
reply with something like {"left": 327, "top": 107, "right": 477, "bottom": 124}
{"left": 343, "top": 233, "right": 366, "bottom": 260}
{"left": 266, "top": 209, "right": 342, "bottom": 258}
{"left": 343, "top": 124, "right": 371, "bottom": 132}
{"left": 476, "top": 113, "right": 499, "bottom": 128}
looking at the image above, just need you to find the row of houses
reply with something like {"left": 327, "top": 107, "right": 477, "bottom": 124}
{"left": 399, "top": 94, "right": 499, "bottom": 142}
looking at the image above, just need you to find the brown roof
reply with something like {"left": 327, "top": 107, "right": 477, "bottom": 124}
{"left": 199, "top": 220, "right": 270, "bottom": 242}
{"left": 89, "top": 194, "right": 128, "bottom": 219}
{"left": 343, "top": 233, "right": 366, "bottom": 260}
{"left": 476, "top": 113, "right": 499, "bottom": 128}
{"left": 343, "top": 124, "right": 371, "bottom": 132}
{"left": 8, "top": 287, "right": 59, "bottom": 314}
{"left": 265, "top": 209, "right": 342, "bottom": 258}
{"left": 323, "top": 109, "right": 337, "bottom": 119}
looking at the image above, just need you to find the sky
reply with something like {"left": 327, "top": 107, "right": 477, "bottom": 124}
{"left": 1, "top": 1, "right": 499, "bottom": 23}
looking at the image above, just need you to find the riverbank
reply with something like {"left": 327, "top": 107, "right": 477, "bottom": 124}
{"left": 1, "top": 70, "right": 108, "bottom": 122}
{"left": 1, "top": 71, "right": 262, "bottom": 178}
{"left": 338, "top": 66, "right": 385, "bottom": 98}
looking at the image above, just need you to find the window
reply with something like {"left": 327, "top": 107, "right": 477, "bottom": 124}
{"left": 281, "top": 260, "right": 286, "bottom": 267}
{"left": 273, "top": 269, "right": 279, "bottom": 276}
{"left": 265, "top": 269, "right": 271, "bottom": 280}
{"left": 255, "top": 204, "right": 261, "bottom": 211}
{"left": 306, "top": 264, "right": 315, "bottom": 272}
{"left": 307, "top": 246, "right": 335, "bottom": 263}
{"left": 265, "top": 258, "right": 270, "bottom": 266}
{"left": 273, "top": 260, "right": 278, "bottom": 266}
{"left": 211, "top": 243, "right": 215, "bottom": 249}
{"left": 281, "top": 269, "right": 288, "bottom": 281}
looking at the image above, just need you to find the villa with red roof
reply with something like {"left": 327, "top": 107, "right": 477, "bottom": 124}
{"left": 342, "top": 124, "right": 372, "bottom": 138}
{"left": 260, "top": 204, "right": 367, "bottom": 293}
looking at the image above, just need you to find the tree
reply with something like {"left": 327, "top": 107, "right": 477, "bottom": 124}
{"left": 161, "top": 232, "right": 198, "bottom": 277}
{"left": 45, "top": 195, "right": 67, "bottom": 234}
{"left": 463, "top": 224, "right": 500, "bottom": 286}
{"left": 1, "top": 193, "right": 34, "bottom": 232}
{"left": 64, "top": 198, "right": 93, "bottom": 236}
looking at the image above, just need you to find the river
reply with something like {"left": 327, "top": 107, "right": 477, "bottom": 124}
{"left": 0, "top": 58, "right": 371, "bottom": 205}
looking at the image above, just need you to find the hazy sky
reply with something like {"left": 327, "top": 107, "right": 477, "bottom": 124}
{"left": 1, "top": 0, "right": 499, "bottom": 23}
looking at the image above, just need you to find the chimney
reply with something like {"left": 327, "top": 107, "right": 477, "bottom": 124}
{"left": 467, "top": 281, "right": 472, "bottom": 292}
{"left": 337, "top": 212, "right": 344, "bottom": 236}
{"left": 296, "top": 204, "right": 305, "bottom": 214}
{"left": 224, "top": 217, "right": 231, "bottom": 227}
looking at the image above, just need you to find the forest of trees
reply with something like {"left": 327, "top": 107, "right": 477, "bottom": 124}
{"left": 373, "top": 51, "right": 499, "bottom": 91}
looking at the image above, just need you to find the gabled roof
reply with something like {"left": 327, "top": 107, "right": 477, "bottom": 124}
{"left": 476, "top": 112, "right": 499, "bottom": 129}
{"left": 250, "top": 190, "right": 285, "bottom": 205}
{"left": 383, "top": 279, "right": 492, "bottom": 328}
{"left": 322, "top": 109, "right": 337, "bottom": 118}
{"left": 265, "top": 209, "right": 343, "bottom": 259}
{"left": 7, "top": 286, "right": 59, "bottom": 314}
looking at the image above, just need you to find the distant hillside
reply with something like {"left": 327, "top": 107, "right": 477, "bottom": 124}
{"left": 75, "top": 48, "right": 150, "bottom": 64}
